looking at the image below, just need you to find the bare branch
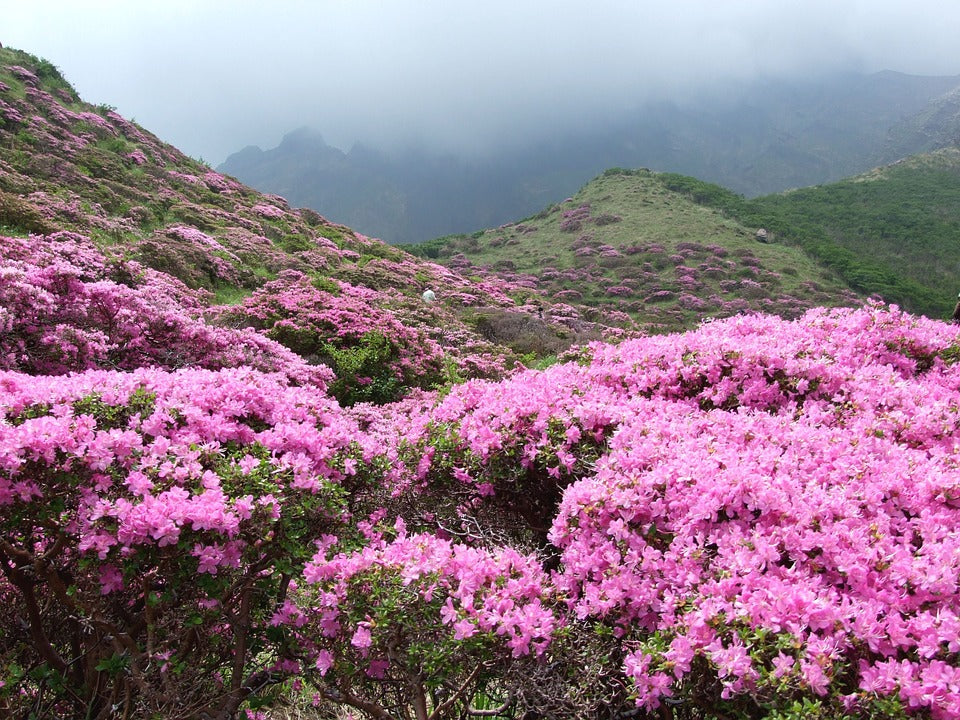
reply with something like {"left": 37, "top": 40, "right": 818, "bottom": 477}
{"left": 0, "top": 552, "right": 68, "bottom": 674}
{"left": 320, "top": 686, "right": 400, "bottom": 720}
{"left": 428, "top": 663, "right": 483, "bottom": 720}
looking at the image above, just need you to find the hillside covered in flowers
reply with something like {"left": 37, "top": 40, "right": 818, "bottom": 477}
{"left": 3, "top": 46, "right": 960, "bottom": 720}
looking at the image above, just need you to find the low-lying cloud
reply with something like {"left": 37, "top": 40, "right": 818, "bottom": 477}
{"left": 5, "top": 0, "right": 960, "bottom": 163}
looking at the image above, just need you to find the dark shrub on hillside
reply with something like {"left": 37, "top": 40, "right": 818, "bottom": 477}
{"left": 676, "top": 241, "right": 710, "bottom": 253}
{"left": 593, "top": 213, "right": 622, "bottom": 226}
{"left": 645, "top": 290, "right": 677, "bottom": 303}
{"left": 472, "top": 308, "right": 571, "bottom": 356}
{"left": 0, "top": 190, "right": 56, "bottom": 234}
{"left": 298, "top": 207, "right": 326, "bottom": 226}
{"left": 599, "top": 254, "right": 633, "bottom": 269}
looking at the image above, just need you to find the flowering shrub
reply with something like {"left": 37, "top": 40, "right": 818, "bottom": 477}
{"left": 375, "top": 304, "right": 960, "bottom": 718}
{"left": 126, "top": 148, "right": 147, "bottom": 165}
{"left": 252, "top": 203, "right": 286, "bottom": 219}
{"left": 551, "top": 396, "right": 960, "bottom": 715}
{"left": 294, "top": 523, "right": 558, "bottom": 715}
{"left": 0, "top": 233, "right": 329, "bottom": 385}
{"left": 167, "top": 224, "right": 220, "bottom": 247}
{"left": 203, "top": 170, "right": 241, "bottom": 194}
{"left": 166, "top": 169, "right": 203, "bottom": 185}
{"left": 0, "top": 366, "right": 377, "bottom": 719}
{"left": 678, "top": 292, "right": 708, "bottom": 310}
{"left": 7, "top": 293, "right": 960, "bottom": 718}
{"left": 646, "top": 289, "right": 677, "bottom": 302}
{"left": 219, "top": 272, "right": 446, "bottom": 404}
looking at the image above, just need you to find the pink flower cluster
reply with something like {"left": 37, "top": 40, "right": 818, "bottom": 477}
{"left": 219, "top": 271, "right": 447, "bottom": 400}
{"left": 0, "top": 232, "right": 329, "bottom": 385}
{"left": 166, "top": 224, "right": 221, "bottom": 248}
{"left": 298, "top": 523, "right": 556, "bottom": 675}
{"left": 1, "top": 364, "right": 366, "bottom": 523}
{"left": 0, "top": 363, "right": 374, "bottom": 714}
{"left": 380, "top": 303, "right": 960, "bottom": 716}
{"left": 252, "top": 203, "right": 287, "bottom": 219}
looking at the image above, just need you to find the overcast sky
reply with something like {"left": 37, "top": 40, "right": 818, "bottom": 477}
{"left": 4, "top": 1, "right": 960, "bottom": 165}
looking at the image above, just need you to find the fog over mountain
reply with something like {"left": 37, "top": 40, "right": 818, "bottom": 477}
{"left": 220, "top": 70, "right": 960, "bottom": 243}
{"left": 5, "top": 1, "right": 960, "bottom": 165}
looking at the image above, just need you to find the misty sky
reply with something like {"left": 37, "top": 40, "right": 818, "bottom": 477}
{"left": 4, "top": 1, "right": 960, "bottom": 165}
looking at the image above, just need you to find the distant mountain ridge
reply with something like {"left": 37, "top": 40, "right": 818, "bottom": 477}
{"left": 220, "top": 70, "right": 960, "bottom": 244}
{"left": 883, "top": 85, "right": 960, "bottom": 159}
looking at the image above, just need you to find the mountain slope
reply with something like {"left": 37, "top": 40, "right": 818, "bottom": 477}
{"left": 751, "top": 149, "right": 960, "bottom": 318}
{"left": 651, "top": 149, "right": 960, "bottom": 319}
{"left": 0, "top": 45, "right": 612, "bottom": 393}
{"left": 882, "top": 86, "right": 960, "bottom": 161}
{"left": 219, "top": 128, "right": 574, "bottom": 245}
{"left": 410, "top": 168, "right": 862, "bottom": 333}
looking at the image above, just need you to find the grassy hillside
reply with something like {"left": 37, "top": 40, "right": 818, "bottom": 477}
{"left": 0, "top": 46, "right": 616, "bottom": 382}
{"left": 653, "top": 150, "right": 960, "bottom": 319}
{"left": 410, "top": 168, "right": 862, "bottom": 333}
{"left": 882, "top": 86, "right": 960, "bottom": 162}
{"left": 751, "top": 149, "right": 960, "bottom": 318}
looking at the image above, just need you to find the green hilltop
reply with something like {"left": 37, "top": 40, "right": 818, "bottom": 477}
{"left": 651, "top": 150, "right": 960, "bottom": 319}
{"left": 410, "top": 169, "right": 863, "bottom": 334}
{"left": 413, "top": 148, "right": 960, "bottom": 327}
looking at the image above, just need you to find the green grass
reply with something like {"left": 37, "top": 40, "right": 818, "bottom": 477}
{"left": 212, "top": 284, "right": 254, "bottom": 306}
{"left": 409, "top": 169, "right": 859, "bottom": 332}
{"left": 0, "top": 46, "right": 78, "bottom": 100}
{"left": 749, "top": 150, "right": 960, "bottom": 318}
{"left": 655, "top": 151, "right": 960, "bottom": 319}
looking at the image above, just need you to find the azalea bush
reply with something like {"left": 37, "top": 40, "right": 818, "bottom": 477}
{"left": 219, "top": 272, "right": 447, "bottom": 405}
{"left": 293, "top": 523, "right": 559, "bottom": 718}
{"left": 6, "top": 287, "right": 960, "bottom": 719}
{"left": 0, "top": 366, "right": 379, "bottom": 719}
{"left": 360, "top": 304, "right": 960, "bottom": 718}
{"left": 551, "top": 399, "right": 960, "bottom": 718}
{"left": 0, "top": 232, "right": 328, "bottom": 385}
